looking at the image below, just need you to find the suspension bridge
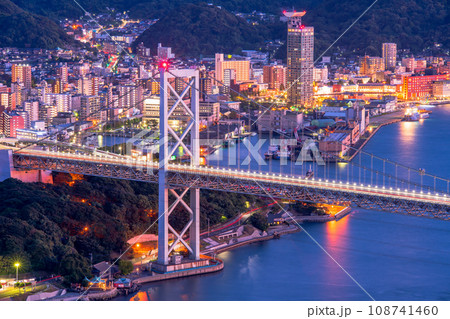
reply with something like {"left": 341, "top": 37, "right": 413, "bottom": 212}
{"left": 3, "top": 65, "right": 450, "bottom": 272}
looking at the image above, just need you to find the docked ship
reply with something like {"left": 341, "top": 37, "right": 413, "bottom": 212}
{"left": 403, "top": 107, "right": 420, "bottom": 121}
{"left": 265, "top": 145, "right": 279, "bottom": 160}
{"left": 418, "top": 108, "right": 432, "bottom": 119}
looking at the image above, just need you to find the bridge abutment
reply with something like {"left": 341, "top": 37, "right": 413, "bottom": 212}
{"left": 0, "top": 149, "right": 53, "bottom": 183}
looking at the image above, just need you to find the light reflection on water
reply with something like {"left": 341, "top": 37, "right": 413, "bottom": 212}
{"left": 116, "top": 105, "right": 450, "bottom": 301}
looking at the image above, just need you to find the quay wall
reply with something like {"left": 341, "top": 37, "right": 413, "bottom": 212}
{"left": 134, "top": 261, "right": 224, "bottom": 285}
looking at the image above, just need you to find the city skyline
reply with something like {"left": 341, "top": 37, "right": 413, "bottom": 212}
{"left": 0, "top": 1, "right": 449, "bottom": 314}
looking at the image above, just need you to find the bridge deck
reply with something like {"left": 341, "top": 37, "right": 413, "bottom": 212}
{"left": 12, "top": 150, "right": 450, "bottom": 220}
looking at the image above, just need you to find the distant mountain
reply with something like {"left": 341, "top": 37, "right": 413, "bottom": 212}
{"left": 307, "top": 0, "right": 449, "bottom": 56}
{"left": 11, "top": 0, "right": 319, "bottom": 20}
{"left": 7, "top": 0, "right": 449, "bottom": 54}
{"left": 0, "top": 0, "right": 74, "bottom": 48}
{"left": 133, "top": 3, "right": 279, "bottom": 57}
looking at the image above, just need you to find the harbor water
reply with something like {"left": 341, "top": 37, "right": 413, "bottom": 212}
{"left": 117, "top": 104, "right": 450, "bottom": 301}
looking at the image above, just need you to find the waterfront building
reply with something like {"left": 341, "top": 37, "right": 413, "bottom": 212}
{"left": 432, "top": 80, "right": 450, "bottom": 98}
{"left": 318, "top": 132, "right": 351, "bottom": 158}
{"left": 257, "top": 110, "right": 303, "bottom": 133}
{"left": 16, "top": 128, "right": 48, "bottom": 141}
{"left": 402, "top": 74, "right": 450, "bottom": 100}
{"left": 199, "top": 101, "right": 220, "bottom": 123}
{"left": 284, "top": 11, "right": 314, "bottom": 107}
{"left": 382, "top": 43, "right": 397, "bottom": 70}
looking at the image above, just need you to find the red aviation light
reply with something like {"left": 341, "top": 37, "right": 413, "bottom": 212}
{"left": 159, "top": 60, "right": 169, "bottom": 70}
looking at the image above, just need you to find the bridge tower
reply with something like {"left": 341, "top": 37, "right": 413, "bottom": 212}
{"left": 155, "top": 66, "right": 201, "bottom": 271}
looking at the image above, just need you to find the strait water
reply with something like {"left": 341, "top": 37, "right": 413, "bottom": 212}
{"left": 116, "top": 104, "right": 450, "bottom": 301}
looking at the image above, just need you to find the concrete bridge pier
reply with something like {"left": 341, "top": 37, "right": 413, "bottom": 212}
{"left": 0, "top": 149, "right": 53, "bottom": 183}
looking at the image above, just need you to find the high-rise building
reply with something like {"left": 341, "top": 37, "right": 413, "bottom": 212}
{"left": 359, "top": 56, "right": 385, "bottom": 76}
{"left": 263, "top": 65, "right": 287, "bottom": 90}
{"left": 157, "top": 43, "right": 175, "bottom": 60}
{"left": 73, "top": 63, "right": 90, "bottom": 77}
{"left": 382, "top": 43, "right": 397, "bottom": 70}
{"left": 80, "top": 95, "right": 102, "bottom": 122}
{"left": 215, "top": 53, "right": 250, "bottom": 85}
{"left": 12, "top": 64, "right": 32, "bottom": 89}
{"left": 58, "top": 64, "right": 69, "bottom": 84}
{"left": 43, "top": 93, "right": 72, "bottom": 113}
{"left": 0, "top": 91, "right": 16, "bottom": 110}
{"left": 313, "top": 67, "right": 329, "bottom": 83}
{"left": 199, "top": 70, "right": 212, "bottom": 101}
{"left": 0, "top": 111, "right": 24, "bottom": 137}
{"left": 284, "top": 11, "right": 314, "bottom": 107}
{"left": 78, "top": 77, "right": 99, "bottom": 96}
{"left": 222, "top": 69, "right": 236, "bottom": 94}
{"left": 199, "top": 101, "right": 220, "bottom": 123}
{"left": 24, "top": 100, "right": 40, "bottom": 124}
{"left": 136, "top": 42, "right": 151, "bottom": 57}
{"left": 118, "top": 84, "right": 143, "bottom": 112}
{"left": 402, "top": 58, "right": 416, "bottom": 73}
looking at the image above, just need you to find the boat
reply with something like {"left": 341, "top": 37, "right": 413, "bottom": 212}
{"left": 418, "top": 108, "right": 431, "bottom": 119}
{"left": 276, "top": 150, "right": 292, "bottom": 160}
{"left": 306, "top": 167, "right": 314, "bottom": 179}
{"left": 222, "top": 139, "right": 235, "bottom": 148}
{"left": 268, "top": 145, "right": 279, "bottom": 153}
{"left": 403, "top": 107, "right": 420, "bottom": 121}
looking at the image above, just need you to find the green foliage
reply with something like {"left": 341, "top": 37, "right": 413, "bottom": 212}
{"left": 133, "top": 3, "right": 271, "bottom": 57}
{"left": 291, "top": 202, "right": 328, "bottom": 216}
{"left": 11, "top": 0, "right": 448, "bottom": 54}
{"left": 0, "top": 174, "right": 263, "bottom": 282}
{"left": 249, "top": 213, "right": 268, "bottom": 231}
{"left": 0, "top": 0, "right": 74, "bottom": 49}
{"left": 59, "top": 253, "right": 90, "bottom": 284}
{"left": 118, "top": 259, "right": 133, "bottom": 275}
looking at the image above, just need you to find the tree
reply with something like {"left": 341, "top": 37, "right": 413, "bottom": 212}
{"left": 118, "top": 260, "right": 133, "bottom": 275}
{"left": 249, "top": 213, "right": 268, "bottom": 231}
{"left": 59, "top": 254, "right": 90, "bottom": 284}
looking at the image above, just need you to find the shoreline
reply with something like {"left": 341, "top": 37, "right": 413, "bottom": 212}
{"left": 347, "top": 110, "right": 404, "bottom": 161}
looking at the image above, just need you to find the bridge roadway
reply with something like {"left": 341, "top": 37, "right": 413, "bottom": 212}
{"left": 12, "top": 150, "right": 450, "bottom": 219}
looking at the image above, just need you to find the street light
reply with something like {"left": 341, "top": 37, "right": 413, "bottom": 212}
{"left": 14, "top": 263, "right": 20, "bottom": 282}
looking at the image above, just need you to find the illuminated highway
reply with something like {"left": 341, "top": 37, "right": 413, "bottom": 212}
{"left": 12, "top": 149, "right": 450, "bottom": 218}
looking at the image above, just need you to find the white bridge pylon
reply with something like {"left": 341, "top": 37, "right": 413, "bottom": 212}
{"left": 158, "top": 67, "right": 200, "bottom": 265}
